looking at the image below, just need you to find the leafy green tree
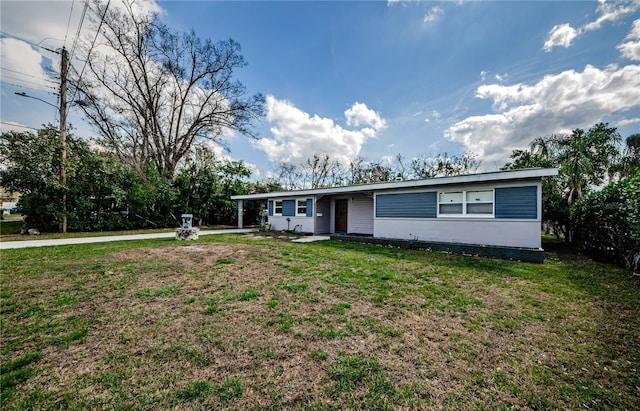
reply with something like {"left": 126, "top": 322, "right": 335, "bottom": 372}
{"left": 65, "top": 139, "right": 139, "bottom": 231}
{"left": 0, "top": 127, "right": 179, "bottom": 232}
{"left": 214, "top": 161, "right": 253, "bottom": 224}
{"left": 557, "top": 123, "right": 621, "bottom": 205}
{"left": 503, "top": 123, "right": 622, "bottom": 241}
{"left": 173, "top": 146, "right": 260, "bottom": 226}
{"left": 611, "top": 133, "right": 640, "bottom": 178}
{"left": 1, "top": 127, "right": 131, "bottom": 231}
{"left": 1, "top": 127, "right": 66, "bottom": 231}
{"left": 571, "top": 172, "right": 640, "bottom": 272}
{"left": 124, "top": 164, "right": 179, "bottom": 228}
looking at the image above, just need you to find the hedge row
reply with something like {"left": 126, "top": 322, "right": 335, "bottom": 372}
{"left": 571, "top": 172, "right": 640, "bottom": 273}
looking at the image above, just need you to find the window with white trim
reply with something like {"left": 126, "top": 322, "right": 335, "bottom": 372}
{"left": 466, "top": 190, "right": 493, "bottom": 215}
{"left": 438, "top": 189, "right": 493, "bottom": 217}
{"left": 438, "top": 192, "right": 463, "bottom": 214}
{"left": 274, "top": 200, "right": 283, "bottom": 216}
{"left": 296, "top": 199, "right": 307, "bottom": 216}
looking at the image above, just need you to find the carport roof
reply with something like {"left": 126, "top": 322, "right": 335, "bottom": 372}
{"left": 230, "top": 168, "right": 558, "bottom": 201}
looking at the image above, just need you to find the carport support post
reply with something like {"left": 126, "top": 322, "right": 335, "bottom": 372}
{"left": 237, "top": 200, "right": 243, "bottom": 228}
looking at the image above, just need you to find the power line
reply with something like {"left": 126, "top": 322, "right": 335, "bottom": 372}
{"left": 64, "top": 0, "right": 76, "bottom": 46}
{"left": 0, "top": 67, "right": 59, "bottom": 84}
{"left": 70, "top": 0, "right": 110, "bottom": 104}
{"left": 68, "top": 1, "right": 88, "bottom": 63}
{"left": 0, "top": 75, "right": 58, "bottom": 90}
{"left": 0, "top": 31, "right": 59, "bottom": 54}
{"left": 0, "top": 80, "right": 58, "bottom": 92}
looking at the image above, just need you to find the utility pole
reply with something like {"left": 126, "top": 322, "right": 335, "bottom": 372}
{"left": 59, "top": 47, "right": 68, "bottom": 233}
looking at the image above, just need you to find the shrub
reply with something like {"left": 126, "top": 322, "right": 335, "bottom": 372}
{"left": 571, "top": 172, "right": 640, "bottom": 272}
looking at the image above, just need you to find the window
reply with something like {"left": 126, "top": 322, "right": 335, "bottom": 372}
{"left": 274, "top": 200, "right": 283, "bottom": 216}
{"left": 438, "top": 189, "right": 493, "bottom": 217}
{"left": 438, "top": 192, "right": 463, "bottom": 215}
{"left": 466, "top": 190, "right": 493, "bottom": 215}
{"left": 296, "top": 199, "right": 307, "bottom": 216}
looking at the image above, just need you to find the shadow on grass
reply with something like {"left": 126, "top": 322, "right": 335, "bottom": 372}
{"left": 0, "top": 219, "right": 22, "bottom": 235}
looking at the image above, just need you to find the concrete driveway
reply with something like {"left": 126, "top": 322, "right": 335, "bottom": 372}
{"left": 0, "top": 229, "right": 257, "bottom": 250}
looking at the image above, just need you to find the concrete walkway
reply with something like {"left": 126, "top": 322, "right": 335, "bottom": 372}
{"left": 290, "top": 235, "right": 331, "bottom": 243}
{"left": 0, "top": 228, "right": 257, "bottom": 250}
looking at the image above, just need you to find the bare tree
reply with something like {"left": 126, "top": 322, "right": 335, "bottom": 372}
{"left": 409, "top": 152, "right": 480, "bottom": 179}
{"left": 328, "top": 158, "right": 347, "bottom": 187}
{"left": 274, "top": 162, "right": 302, "bottom": 191}
{"left": 390, "top": 153, "right": 409, "bottom": 180}
{"left": 273, "top": 154, "right": 346, "bottom": 189}
{"left": 75, "top": 0, "right": 263, "bottom": 178}
{"left": 349, "top": 157, "right": 392, "bottom": 185}
{"left": 301, "top": 154, "right": 346, "bottom": 188}
{"left": 271, "top": 151, "right": 480, "bottom": 190}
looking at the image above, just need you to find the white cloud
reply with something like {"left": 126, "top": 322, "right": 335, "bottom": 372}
{"left": 253, "top": 96, "right": 386, "bottom": 166}
{"left": 616, "top": 117, "right": 640, "bottom": 127}
{"left": 424, "top": 110, "right": 441, "bottom": 123}
{"left": 584, "top": 0, "right": 639, "bottom": 32}
{"left": 0, "top": 38, "right": 53, "bottom": 91}
{"left": 387, "top": 0, "right": 414, "bottom": 7}
{"left": 445, "top": 64, "right": 640, "bottom": 167}
{"left": 0, "top": 1, "right": 162, "bottom": 90}
{"left": 480, "top": 70, "right": 488, "bottom": 81}
{"left": 345, "top": 102, "right": 387, "bottom": 130}
{"left": 544, "top": 0, "right": 640, "bottom": 52}
{"left": 543, "top": 23, "right": 579, "bottom": 51}
{"left": 423, "top": 6, "right": 443, "bottom": 24}
{"left": 618, "top": 19, "right": 640, "bottom": 60}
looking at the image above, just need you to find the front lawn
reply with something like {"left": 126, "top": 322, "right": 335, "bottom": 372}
{"left": 1, "top": 234, "right": 638, "bottom": 409}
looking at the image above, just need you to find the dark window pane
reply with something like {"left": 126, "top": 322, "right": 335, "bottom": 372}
{"left": 467, "top": 203, "right": 493, "bottom": 214}
{"left": 439, "top": 203, "right": 463, "bottom": 214}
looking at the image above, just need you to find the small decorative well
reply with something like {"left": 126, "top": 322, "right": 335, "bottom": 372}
{"left": 175, "top": 214, "right": 199, "bottom": 240}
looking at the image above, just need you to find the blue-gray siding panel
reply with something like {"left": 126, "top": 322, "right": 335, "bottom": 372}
{"left": 495, "top": 186, "right": 537, "bottom": 219}
{"left": 306, "top": 198, "right": 313, "bottom": 217}
{"left": 282, "top": 199, "right": 296, "bottom": 217}
{"left": 268, "top": 200, "right": 274, "bottom": 216}
{"left": 376, "top": 192, "right": 437, "bottom": 218}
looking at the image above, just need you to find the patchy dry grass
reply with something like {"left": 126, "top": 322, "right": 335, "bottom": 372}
{"left": 1, "top": 234, "right": 639, "bottom": 410}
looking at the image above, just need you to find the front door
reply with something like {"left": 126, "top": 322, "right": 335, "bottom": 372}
{"left": 335, "top": 199, "right": 348, "bottom": 233}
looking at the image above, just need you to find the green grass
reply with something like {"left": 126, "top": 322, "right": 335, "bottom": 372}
{"left": 1, "top": 352, "right": 42, "bottom": 402}
{"left": 0, "top": 224, "right": 239, "bottom": 242}
{"left": 1, "top": 233, "right": 639, "bottom": 409}
{"left": 0, "top": 219, "right": 22, "bottom": 235}
{"left": 134, "top": 285, "right": 181, "bottom": 299}
{"left": 310, "top": 349, "right": 329, "bottom": 361}
{"left": 174, "top": 376, "right": 242, "bottom": 403}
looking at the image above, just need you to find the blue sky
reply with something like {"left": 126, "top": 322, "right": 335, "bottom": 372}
{"left": 1, "top": 0, "right": 639, "bottom": 176}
